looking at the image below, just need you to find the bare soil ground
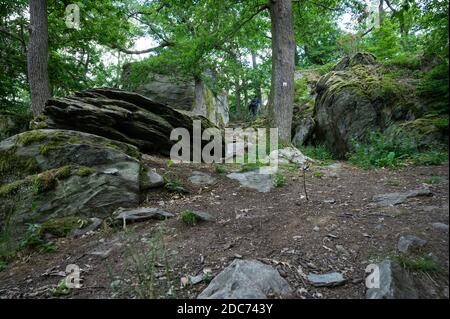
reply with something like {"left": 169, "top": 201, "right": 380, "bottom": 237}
{"left": 0, "top": 158, "right": 448, "bottom": 299}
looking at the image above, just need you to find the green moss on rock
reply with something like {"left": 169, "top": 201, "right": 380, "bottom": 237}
{"left": 16, "top": 131, "right": 47, "bottom": 146}
{"left": 40, "top": 216, "right": 91, "bottom": 238}
{"left": 76, "top": 166, "right": 96, "bottom": 177}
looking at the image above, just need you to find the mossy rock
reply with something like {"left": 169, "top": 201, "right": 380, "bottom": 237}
{"left": 387, "top": 114, "right": 449, "bottom": 149}
{"left": 309, "top": 52, "right": 439, "bottom": 158}
{"left": 0, "top": 129, "right": 143, "bottom": 250}
{"left": 40, "top": 217, "right": 92, "bottom": 238}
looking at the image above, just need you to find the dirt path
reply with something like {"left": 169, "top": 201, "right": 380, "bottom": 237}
{"left": 0, "top": 159, "right": 448, "bottom": 299}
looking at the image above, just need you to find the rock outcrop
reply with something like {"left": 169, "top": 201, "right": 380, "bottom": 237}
{"left": 123, "top": 68, "right": 229, "bottom": 127}
{"left": 37, "top": 88, "right": 218, "bottom": 156}
{"left": 292, "top": 52, "right": 448, "bottom": 158}
{"left": 0, "top": 129, "right": 144, "bottom": 247}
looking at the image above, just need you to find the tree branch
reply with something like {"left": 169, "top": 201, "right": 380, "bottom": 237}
{"left": 110, "top": 41, "right": 173, "bottom": 55}
{"left": 384, "top": 0, "right": 398, "bottom": 13}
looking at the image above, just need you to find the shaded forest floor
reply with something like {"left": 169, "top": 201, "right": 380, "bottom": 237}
{"left": 0, "top": 158, "right": 448, "bottom": 299}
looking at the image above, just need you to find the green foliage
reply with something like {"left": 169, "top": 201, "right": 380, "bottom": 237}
{"left": 19, "top": 224, "right": 58, "bottom": 253}
{"left": 76, "top": 166, "right": 96, "bottom": 177}
{"left": 0, "top": 260, "right": 7, "bottom": 271}
{"left": 179, "top": 210, "right": 201, "bottom": 226}
{"left": 240, "top": 161, "right": 268, "bottom": 172}
{"left": 17, "top": 131, "right": 47, "bottom": 146}
{"left": 163, "top": 172, "right": 187, "bottom": 194}
{"left": 300, "top": 145, "right": 334, "bottom": 163}
{"left": 40, "top": 217, "right": 91, "bottom": 238}
{"left": 417, "top": 62, "right": 449, "bottom": 115}
{"left": 394, "top": 255, "right": 441, "bottom": 273}
{"left": 50, "top": 279, "right": 71, "bottom": 296}
{"left": 273, "top": 173, "right": 286, "bottom": 187}
{"left": 112, "top": 226, "right": 174, "bottom": 299}
{"left": 424, "top": 176, "right": 441, "bottom": 185}
{"left": 214, "top": 164, "right": 227, "bottom": 174}
{"left": 313, "top": 172, "right": 325, "bottom": 179}
{"left": 349, "top": 132, "right": 448, "bottom": 169}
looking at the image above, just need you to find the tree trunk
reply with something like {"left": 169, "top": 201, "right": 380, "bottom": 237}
{"left": 252, "top": 51, "right": 263, "bottom": 103}
{"left": 27, "top": 0, "right": 50, "bottom": 116}
{"left": 269, "top": 0, "right": 295, "bottom": 144}
{"left": 243, "top": 78, "right": 248, "bottom": 114}
{"left": 378, "top": 0, "right": 385, "bottom": 26}
{"left": 235, "top": 76, "right": 241, "bottom": 115}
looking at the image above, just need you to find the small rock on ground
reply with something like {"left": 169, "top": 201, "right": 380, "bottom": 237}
{"left": 397, "top": 235, "right": 427, "bottom": 254}
{"left": 197, "top": 259, "right": 292, "bottom": 299}
{"left": 372, "top": 188, "right": 432, "bottom": 206}
{"left": 307, "top": 272, "right": 346, "bottom": 287}
{"left": 114, "top": 207, "right": 175, "bottom": 223}
{"left": 189, "top": 171, "right": 217, "bottom": 186}
{"left": 432, "top": 222, "right": 449, "bottom": 232}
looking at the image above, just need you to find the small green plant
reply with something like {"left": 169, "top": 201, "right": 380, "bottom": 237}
{"left": 394, "top": 255, "right": 441, "bottom": 273}
{"left": 180, "top": 210, "right": 201, "bottom": 226}
{"left": 50, "top": 278, "right": 71, "bottom": 296}
{"left": 313, "top": 171, "right": 325, "bottom": 179}
{"left": 20, "top": 224, "right": 58, "bottom": 253}
{"left": 111, "top": 226, "right": 174, "bottom": 299}
{"left": 166, "top": 160, "right": 174, "bottom": 168}
{"left": 202, "top": 271, "right": 213, "bottom": 283}
{"left": 424, "top": 176, "right": 441, "bottom": 185}
{"left": 214, "top": 164, "right": 226, "bottom": 174}
{"left": 163, "top": 173, "right": 187, "bottom": 194}
{"left": 273, "top": 173, "right": 286, "bottom": 187}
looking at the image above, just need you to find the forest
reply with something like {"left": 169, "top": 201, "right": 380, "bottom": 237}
{"left": 0, "top": 0, "right": 448, "bottom": 301}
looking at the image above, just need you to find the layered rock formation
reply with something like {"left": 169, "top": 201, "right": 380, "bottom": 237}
{"left": 292, "top": 53, "right": 448, "bottom": 158}
{"left": 123, "top": 66, "right": 229, "bottom": 127}
{"left": 38, "top": 88, "right": 218, "bottom": 156}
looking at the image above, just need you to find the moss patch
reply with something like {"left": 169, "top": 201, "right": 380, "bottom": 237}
{"left": 16, "top": 131, "right": 47, "bottom": 146}
{"left": 0, "top": 148, "right": 40, "bottom": 181}
{"left": 40, "top": 216, "right": 91, "bottom": 238}
{"left": 76, "top": 166, "right": 96, "bottom": 177}
{"left": 0, "top": 166, "right": 73, "bottom": 198}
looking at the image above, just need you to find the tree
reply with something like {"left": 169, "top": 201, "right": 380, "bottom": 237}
{"left": 27, "top": 0, "right": 50, "bottom": 116}
{"left": 269, "top": 0, "right": 295, "bottom": 144}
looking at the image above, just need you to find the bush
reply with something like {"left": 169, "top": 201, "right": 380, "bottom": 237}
{"left": 273, "top": 173, "right": 286, "bottom": 187}
{"left": 348, "top": 132, "right": 448, "bottom": 168}
{"left": 418, "top": 63, "right": 449, "bottom": 115}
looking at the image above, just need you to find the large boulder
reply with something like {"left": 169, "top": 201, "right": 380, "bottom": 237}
{"left": 36, "top": 88, "right": 219, "bottom": 156}
{"left": 123, "top": 68, "right": 229, "bottom": 127}
{"left": 0, "top": 129, "right": 143, "bottom": 247}
{"left": 308, "top": 53, "right": 447, "bottom": 158}
{"left": 291, "top": 70, "right": 319, "bottom": 147}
